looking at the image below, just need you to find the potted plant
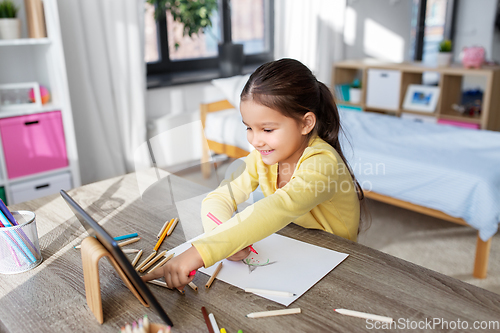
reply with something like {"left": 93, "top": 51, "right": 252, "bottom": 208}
{"left": 437, "top": 39, "right": 452, "bottom": 67}
{"left": 147, "top": 0, "right": 244, "bottom": 77}
{"left": 0, "top": 0, "right": 20, "bottom": 39}
{"left": 349, "top": 78, "right": 362, "bottom": 104}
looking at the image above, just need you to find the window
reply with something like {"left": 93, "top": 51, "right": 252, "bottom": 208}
{"left": 410, "top": 0, "right": 457, "bottom": 63}
{"left": 145, "top": 0, "right": 274, "bottom": 85}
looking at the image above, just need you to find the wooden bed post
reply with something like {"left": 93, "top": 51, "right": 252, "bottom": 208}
{"left": 473, "top": 234, "right": 492, "bottom": 279}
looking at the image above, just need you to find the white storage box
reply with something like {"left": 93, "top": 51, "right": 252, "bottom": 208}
{"left": 366, "top": 69, "right": 402, "bottom": 110}
{"left": 9, "top": 172, "right": 72, "bottom": 204}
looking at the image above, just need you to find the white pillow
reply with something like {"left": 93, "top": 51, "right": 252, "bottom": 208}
{"left": 211, "top": 74, "right": 251, "bottom": 111}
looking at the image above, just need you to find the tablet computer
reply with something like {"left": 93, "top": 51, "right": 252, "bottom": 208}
{"left": 60, "top": 189, "right": 173, "bottom": 327}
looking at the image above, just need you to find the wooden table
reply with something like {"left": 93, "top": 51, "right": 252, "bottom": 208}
{"left": 1, "top": 171, "right": 500, "bottom": 332}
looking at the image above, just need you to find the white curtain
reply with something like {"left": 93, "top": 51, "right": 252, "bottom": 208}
{"left": 57, "top": 0, "right": 147, "bottom": 184}
{"left": 274, "top": 0, "right": 346, "bottom": 86}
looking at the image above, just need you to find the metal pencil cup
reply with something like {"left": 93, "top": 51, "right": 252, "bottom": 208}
{"left": 0, "top": 211, "right": 43, "bottom": 274}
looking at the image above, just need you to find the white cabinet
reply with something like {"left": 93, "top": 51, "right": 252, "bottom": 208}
{"left": 365, "top": 69, "right": 402, "bottom": 111}
{"left": 0, "top": 0, "right": 80, "bottom": 204}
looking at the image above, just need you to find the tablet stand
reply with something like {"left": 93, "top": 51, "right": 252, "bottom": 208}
{"left": 80, "top": 236, "right": 148, "bottom": 324}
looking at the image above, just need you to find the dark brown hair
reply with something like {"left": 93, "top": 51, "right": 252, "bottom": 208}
{"left": 241, "top": 58, "right": 368, "bottom": 232}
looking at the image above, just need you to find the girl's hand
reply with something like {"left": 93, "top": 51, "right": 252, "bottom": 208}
{"left": 141, "top": 246, "right": 204, "bottom": 290}
{"left": 227, "top": 246, "right": 251, "bottom": 261}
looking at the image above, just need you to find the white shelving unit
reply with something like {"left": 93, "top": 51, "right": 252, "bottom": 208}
{"left": 0, "top": 0, "right": 80, "bottom": 204}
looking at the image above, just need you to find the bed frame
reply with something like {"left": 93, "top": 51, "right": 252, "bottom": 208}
{"left": 200, "top": 99, "right": 492, "bottom": 279}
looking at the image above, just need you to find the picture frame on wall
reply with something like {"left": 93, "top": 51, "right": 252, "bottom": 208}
{"left": 0, "top": 82, "right": 42, "bottom": 111}
{"left": 402, "top": 84, "right": 441, "bottom": 113}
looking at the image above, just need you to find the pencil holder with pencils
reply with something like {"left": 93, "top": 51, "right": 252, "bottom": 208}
{"left": 0, "top": 211, "right": 42, "bottom": 274}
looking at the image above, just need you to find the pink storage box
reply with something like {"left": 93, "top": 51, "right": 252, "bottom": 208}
{"left": 437, "top": 119, "right": 480, "bottom": 130}
{"left": 0, "top": 111, "right": 68, "bottom": 179}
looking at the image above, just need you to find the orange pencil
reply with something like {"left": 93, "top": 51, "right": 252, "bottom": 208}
{"left": 154, "top": 220, "right": 172, "bottom": 252}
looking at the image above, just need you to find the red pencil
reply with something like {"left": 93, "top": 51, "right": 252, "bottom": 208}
{"left": 201, "top": 306, "right": 214, "bottom": 333}
{"left": 207, "top": 212, "right": 258, "bottom": 254}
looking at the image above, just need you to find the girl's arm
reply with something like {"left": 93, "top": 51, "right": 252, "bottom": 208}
{"left": 193, "top": 152, "right": 340, "bottom": 268}
{"left": 200, "top": 151, "right": 260, "bottom": 232}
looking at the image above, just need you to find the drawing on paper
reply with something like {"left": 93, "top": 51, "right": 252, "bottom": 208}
{"left": 242, "top": 257, "right": 277, "bottom": 273}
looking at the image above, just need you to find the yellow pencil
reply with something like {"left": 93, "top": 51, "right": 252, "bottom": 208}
{"left": 205, "top": 262, "right": 223, "bottom": 289}
{"left": 166, "top": 218, "right": 179, "bottom": 236}
{"left": 140, "top": 250, "right": 167, "bottom": 273}
{"left": 154, "top": 221, "right": 171, "bottom": 251}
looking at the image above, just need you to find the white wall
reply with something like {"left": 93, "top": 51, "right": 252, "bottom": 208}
{"left": 146, "top": 82, "right": 224, "bottom": 124}
{"left": 453, "top": 0, "right": 498, "bottom": 62}
{"left": 343, "top": 0, "right": 413, "bottom": 62}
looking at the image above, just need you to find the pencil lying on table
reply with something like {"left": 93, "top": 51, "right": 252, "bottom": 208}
{"left": 334, "top": 308, "right": 393, "bottom": 323}
{"left": 140, "top": 250, "right": 167, "bottom": 272}
{"left": 205, "top": 262, "right": 223, "bottom": 289}
{"left": 118, "top": 237, "right": 141, "bottom": 247}
{"left": 157, "top": 220, "right": 171, "bottom": 239}
{"left": 131, "top": 250, "right": 143, "bottom": 267}
{"left": 147, "top": 253, "right": 174, "bottom": 274}
{"left": 136, "top": 251, "right": 156, "bottom": 271}
{"left": 246, "top": 308, "right": 301, "bottom": 318}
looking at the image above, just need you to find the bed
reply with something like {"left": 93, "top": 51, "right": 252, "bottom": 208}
{"left": 201, "top": 99, "right": 500, "bottom": 279}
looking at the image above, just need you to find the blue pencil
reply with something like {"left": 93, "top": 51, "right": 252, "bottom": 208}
{"left": 0, "top": 199, "right": 38, "bottom": 254}
{"left": 0, "top": 199, "right": 17, "bottom": 225}
{"left": 113, "top": 233, "right": 138, "bottom": 241}
{"left": 0, "top": 211, "right": 36, "bottom": 263}
{"left": 0, "top": 206, "right": 40, "bottom": 257}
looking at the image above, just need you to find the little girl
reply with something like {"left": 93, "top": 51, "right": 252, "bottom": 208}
{"left": 143, "top": 58, "right": 364, "bottom": 289}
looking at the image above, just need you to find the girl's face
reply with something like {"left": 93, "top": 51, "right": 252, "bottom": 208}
{"left": 240, "top": 100, "right": 311, "bottom": 167}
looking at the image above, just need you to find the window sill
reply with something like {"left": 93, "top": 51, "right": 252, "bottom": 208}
{"left": 147, "top": 64, "right": 261, "bottom": 89}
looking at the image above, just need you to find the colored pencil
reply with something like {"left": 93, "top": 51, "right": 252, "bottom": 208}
{"left": 245, "top": 288, "right": 296, "bottom": 297}
{"left": 122, "top": 249, "right": 140, "bottom": 254}
{"left": 188, "top": 282, "right": 198, "bottom": 291}
{"left": 166, "top": 218, "right": 179, "bottom": 236}
{"left": 205, "top": 262, "right": 223, "bottom": 289}
{"left": 143, "top": 315, "right": 149, "bottom": 333}
{"left": 221, "top": 329, "right": 227, "bottom": 333}
{"left": 0, "top": 199, "right": 17, "bottom": 225}
{"left": 118, "top": 237, "right": 141, "bottom": 247}
{"left": 157, "top": 219, "right": 171, "bottom": 239}
{"left": 208, "top": 313, "right": 220, "bottom": 332}
{"left": 147, "top": 253, "right": 174, "bottom": 274}
{"left": 140, "top": 250, "right": 167, "bottom": 272}
{"left": 136, "top": 251, "right": 157, "bottom": 271}
{"left": 154, "top": 221, "right": 171, "bottom": 252}
{"left": 114, "top": 233, "right": 138, "bottom": 241}
{"left": 147, "top": 279, "right": 171, "bottom": 289}
{"left": 334, "top": 308, "right": 393, "bottom": 323}
{"left": 246, "top": 308, "right": 301, "bottom": 318}
{"left": 207, "top": 212, "right": 258, "bottom": 254}
{"left": 131, "top": 250, "right": 143, "bottom": 267}
{"left": 201, "top": 307, "right": 215, "bottom": 333}
{"left": 0, "top": 206, "right": 40, "bottom": 257}
{"left": 0, "top": 211, "right": 36, "bottom": 263}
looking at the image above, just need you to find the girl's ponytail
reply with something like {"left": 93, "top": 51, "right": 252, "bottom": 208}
{"left": 316, "top": 81, "right": 364, "bottom": 202}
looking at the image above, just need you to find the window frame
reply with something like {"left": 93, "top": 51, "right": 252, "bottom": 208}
{"left": 413, "top": 0, "right": 457, "bottom": 61}
{"left": 146, "top": 0, "right": 275, "bottom": 77}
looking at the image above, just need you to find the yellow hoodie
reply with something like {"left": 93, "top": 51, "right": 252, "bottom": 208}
{"left": 192, "top": 136, "right": 360, "bottom": 267}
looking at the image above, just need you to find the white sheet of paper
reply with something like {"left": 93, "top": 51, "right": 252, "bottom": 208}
{"left": 167, "top": 233, "right": 348, "bottom": 306}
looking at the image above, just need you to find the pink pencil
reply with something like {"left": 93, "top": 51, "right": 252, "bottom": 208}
{"left": 207, "top": 213, "right": 258, "bottom": 254}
